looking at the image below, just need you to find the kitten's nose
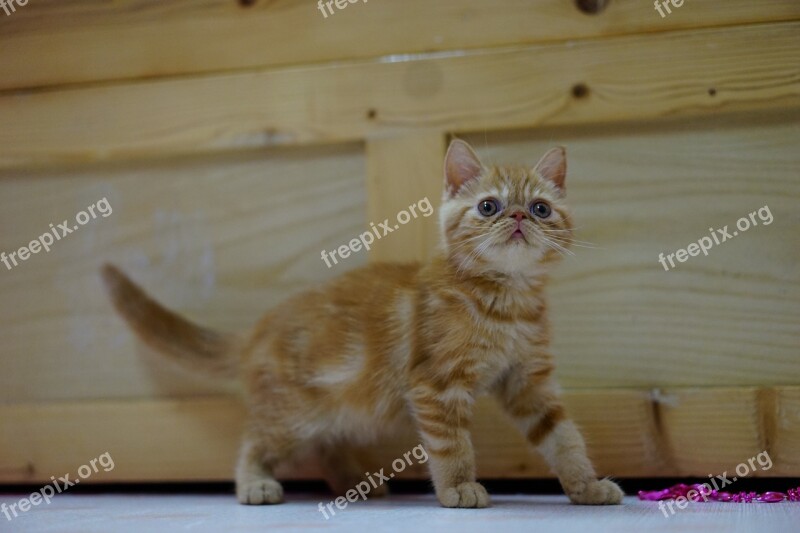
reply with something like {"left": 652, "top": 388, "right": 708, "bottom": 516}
{"left": 510, "top": 211, "right": 526, "bottom": 221}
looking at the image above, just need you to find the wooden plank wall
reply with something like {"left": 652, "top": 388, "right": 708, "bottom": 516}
{"left": 1, "top": 0, "right": 799, "bottom": 483}
{"left": 3, "top": 22, "right": 799, "bottom": 167}
{"left": 2, "top": 0, "right": 799, "bottom": 91}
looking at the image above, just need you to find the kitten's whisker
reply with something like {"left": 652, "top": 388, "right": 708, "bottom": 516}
{"left": 539, "top": 231, "right": 598, "bottom": 249}
{"left": 541, "top": 236, "right": 574, "bottom": 257}
{"left": 449, "top": 234, "right": 492, "bottom": 256}
{"left": 450, "top": 234, "right": 491, "bottom": 249}
{"left": 542, "top": 235, "right": 599, "bottom": 250}
{"left": 456, "top": 236, "right": 495, "bottom": 275}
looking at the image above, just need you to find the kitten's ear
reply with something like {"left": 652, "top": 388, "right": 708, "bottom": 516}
{"left": 444, "top": 139, "right": 483, "bottom": 196}
{"left": 534, "top": 147, "right": 567, "bottom": 191}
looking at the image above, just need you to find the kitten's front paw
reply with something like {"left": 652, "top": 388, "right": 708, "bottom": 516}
{"left": 568, "top": 479, "right": 623, "bottom": 505}
{"left": 437, "top": 482, "right": 490, "bottom": 508}
{"left": 237, "top": 479, "right": 285, "bottom": 505}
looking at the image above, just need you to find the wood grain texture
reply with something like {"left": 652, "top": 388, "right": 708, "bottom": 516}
{"left": 775, "top": 388, "right": 800, "bottom": 474}
{"left": 2, "top": 387, "right": 797, "bottom": 483}
{"left": 1, "top": 0, "right": 797, "bottom": 91}
{"left": 0, "top": 145, "right": 366, "bottom": 403}
{"left": 464, "top": 109, "right": 800, "bottom": 388}
{"left": 366, "top": 131, "right": 445, "bottom": 262}
{"left": 1, "top": 22, "right": 798, "bottom": 169}
{"left": 1, "top": 111, "right": 797, "bottom": 403}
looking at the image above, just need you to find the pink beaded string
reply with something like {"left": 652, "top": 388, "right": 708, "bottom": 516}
{"left": 638, "top": 483, "right": 800, "bottom": 503}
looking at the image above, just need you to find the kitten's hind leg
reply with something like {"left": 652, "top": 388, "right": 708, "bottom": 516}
{"left": 318, "top": 444, "right": 389, "bottom": 498}
{"left": 236, "top": 432, "right": 295, "bottom": 505}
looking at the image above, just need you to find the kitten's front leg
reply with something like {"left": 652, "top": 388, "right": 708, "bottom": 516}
{"left": 408, "top": 385, "right": 490, "bottom": 508}
{"left": 495, "top": 367, "right": 623, "bottom": 505}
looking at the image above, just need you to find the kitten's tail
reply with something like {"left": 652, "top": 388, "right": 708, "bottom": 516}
{"left": 101, "top": 264, "right": 240, "bottom": 379}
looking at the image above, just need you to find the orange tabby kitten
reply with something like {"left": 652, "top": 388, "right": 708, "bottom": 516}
{"left": 102, "top": 139, "right": 623, "bottom": 508}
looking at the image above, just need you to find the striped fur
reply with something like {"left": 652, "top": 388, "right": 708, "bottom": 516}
{"left": 102, "top": 139, "right": 622, "bottom": 508}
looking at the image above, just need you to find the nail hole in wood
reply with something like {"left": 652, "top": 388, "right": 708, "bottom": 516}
{"left": 708, "top": 88, "right": 717, "bottom": 97}
{"left": 367, "top": 109, "right": 378, "bottom": 120}
{"left": 571, "top": 83, "right": 590, "bottom": 99}
{"left": 575, "top": 0, "right": 609, "bottom": 15}
{"left": 238, "top": 0, "right": 257, "bottom": 7}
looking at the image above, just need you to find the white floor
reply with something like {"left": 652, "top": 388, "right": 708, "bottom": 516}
{"left": 1, "top": 492, "right": 799, "bottom": 532}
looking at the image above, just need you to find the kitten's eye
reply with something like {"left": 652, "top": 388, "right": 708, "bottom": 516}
{"left": 477, "top": 198, "right": 500, "bottom": 217}
{"left": 531, "top": 201, "right": 551, "bottom": 218}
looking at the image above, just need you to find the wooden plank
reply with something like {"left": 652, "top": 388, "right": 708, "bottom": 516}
{"left": 0, "top": 398, "right": 248, "bottom": 483}
{"left": 1, "top": 110, "right": 797, "bottom": 404}
{"left": 664, "top": 389, "right": 771, "bottom": 476}
{"left": 0, "top": 145, "right": 367, "bottom": 403}
{"left": 1, "top": 22, "right": 798, "bottom": 168}
{"left": 1, "top": 0, "right": 798, "bottom": 91}
{"left": 775, "top": 388, "right": 800, "bottom": 475}
{"left": 366, "top": 131, "right": 445, "bottom": 262}
{"left": 2, "top": 387, "right": 798, "bottom": 483}
{"left": 463, "top": 109, "right": 800, "bottom": 388}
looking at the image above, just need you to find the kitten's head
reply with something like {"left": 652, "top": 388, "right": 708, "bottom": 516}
{"left": 439, "top": 139, "right": 573, "bottom": 277}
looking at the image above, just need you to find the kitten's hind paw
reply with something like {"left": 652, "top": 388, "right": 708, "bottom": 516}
{"left": 237, "top": 479, "right": 285, "bottom": 505}
{"left": 437, "top": 481, "right": 491, "bottom": 508}
{"left": 568, "top": 479, "right": 624, "bottom": 505}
